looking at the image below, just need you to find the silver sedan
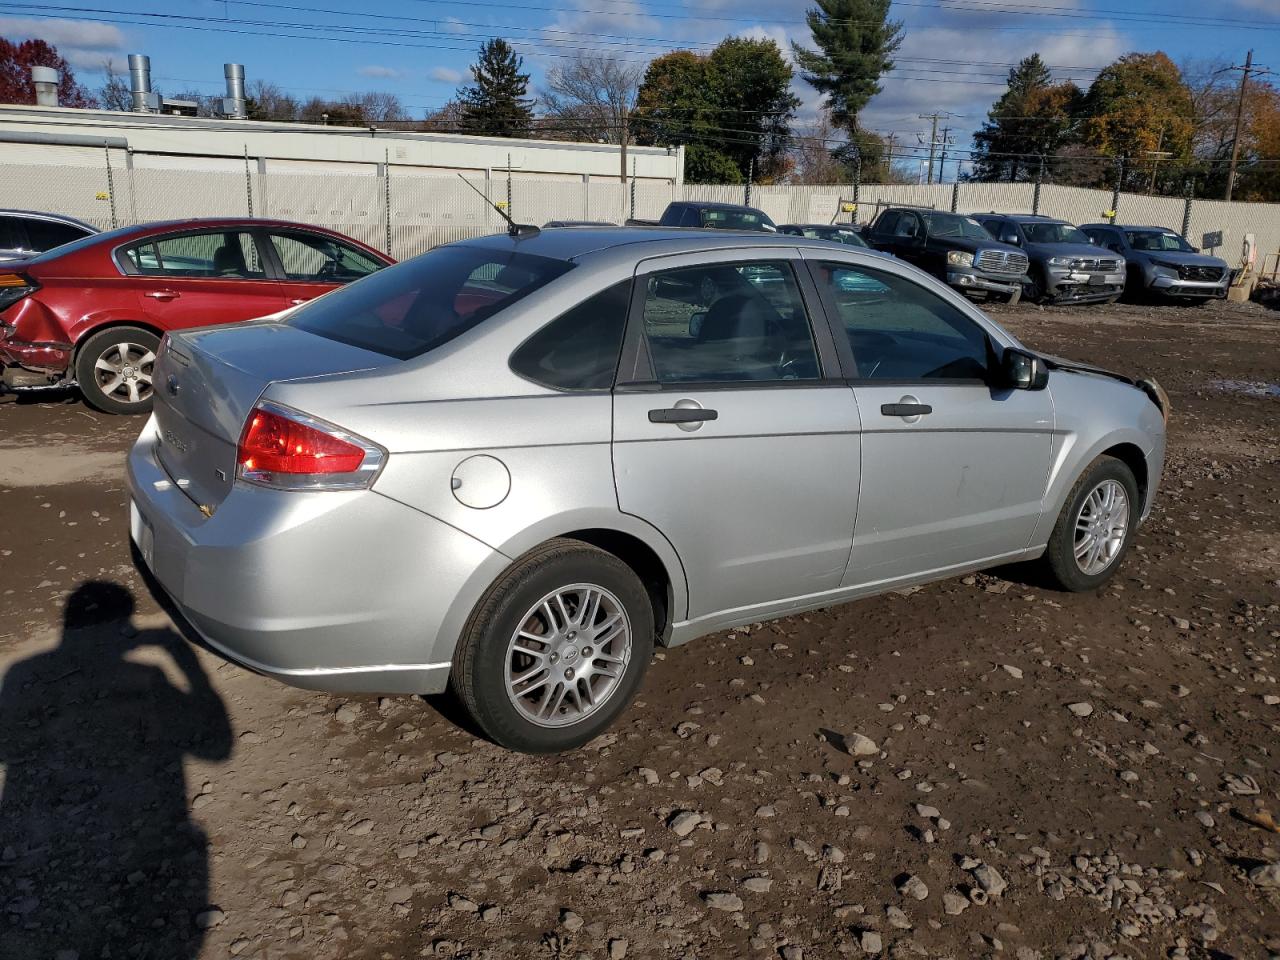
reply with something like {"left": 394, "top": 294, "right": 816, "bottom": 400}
{"left": 127, "top": 228, "right": 1168, "bottom": 753}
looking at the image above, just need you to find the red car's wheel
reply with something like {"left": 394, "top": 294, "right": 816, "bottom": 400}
{"left": 75, "top": 326, "right": 161, "bottom": 415}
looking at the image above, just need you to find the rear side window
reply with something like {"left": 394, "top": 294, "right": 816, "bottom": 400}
{"left": 287, "top": 246, "right": 574, "bottom": 360}
{"left": 509, "top": 280, "right": 631, "bottom": 390}
{"left": 124, "top": 231, "right": 265, "bottom": 279}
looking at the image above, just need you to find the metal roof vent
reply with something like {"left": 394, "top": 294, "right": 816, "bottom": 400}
{"left": 128, "top": 54, "right": 160, "bottom": 113}
{"left": 221, "top": 63, "right": 248, "bottom": 119}
{"left": 31, "top": 65, "right": 59, "bottom": 107}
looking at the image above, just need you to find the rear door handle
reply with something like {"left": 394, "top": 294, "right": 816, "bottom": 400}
{"left": 649, "top": 407, "right": 718, "bottom": 424}
{"left": 881, "top": 403, "right": 932, "bottom": 417}
{"left": 144, "top": 290, "right": 179, "bottom": 301}
{"left": 289, "top": 298, "right": 307, "bottom": 305}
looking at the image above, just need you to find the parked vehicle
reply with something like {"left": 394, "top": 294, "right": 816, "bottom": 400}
{"left": 630, "top": 201, "right": 777, "bottom": 232}
{"left": 0, "top": 209, "right": 98, "bottom": 262}
{"left": 1080, "top": 224, "right": 1229, "bottom": 301}
{"left": 0, "top": 218, "right": 393, "bottom": 413}
{"left": 863, "top": 207, "right": 1028, "bottom": 303}
{"left": 778, "top": 223, "right": 870, "bottom": 247}
{"left": 128, "top": 228, "right": 1167, "bottom": 753}
{"left": 973, "top": 214, "right": 1125, "bottom": 305}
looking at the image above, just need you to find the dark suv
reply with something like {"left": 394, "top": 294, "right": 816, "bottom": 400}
{"left": 863, "top": 208, "right": 1028, "bottom": 303}
{"left": 1080, "top": 224, "right": 1230, "bottom": 301}
{"left": 974, "top": 214, "right": 1125, "bottom": 305}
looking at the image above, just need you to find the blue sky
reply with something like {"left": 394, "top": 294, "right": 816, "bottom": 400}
{"left": 3, "top": 0, "right": 1279, "bottom": 165}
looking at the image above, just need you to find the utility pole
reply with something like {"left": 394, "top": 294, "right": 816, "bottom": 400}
{"left": 918, "top": 112, "right": 955, "bottom": 184}
{"left": 620, "top": 111, "right": 629, "bottom": 184}
{"left": 884, "top": 132, "right": 898, "bottom": 181}
{"left": 1223, "top": 50, "right": 1271, "bottom": 201}
{"left": 937, "top": 125, "right": 950, "bottom": 185}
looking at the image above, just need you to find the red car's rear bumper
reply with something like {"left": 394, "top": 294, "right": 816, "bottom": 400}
{"left": 0, "top": 324, "right": 72, "bottom": 375}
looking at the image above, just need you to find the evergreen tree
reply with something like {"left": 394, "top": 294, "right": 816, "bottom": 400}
{"left": 791, "top": 0, "right": 902, "bottom": 138}
{"left": 972, "top": 54, "right": 1081, "bottom": 182}
{"left": 459, "top": 39, "right": 534, "bottom": 137}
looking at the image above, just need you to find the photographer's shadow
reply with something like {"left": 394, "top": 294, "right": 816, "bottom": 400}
{"left": 0, "top": 581, "right": 231, "bottom": 958}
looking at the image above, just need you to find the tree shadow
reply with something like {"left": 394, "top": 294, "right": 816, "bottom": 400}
{"left": 0, "top": 581, "right": 232, "bottom": 958}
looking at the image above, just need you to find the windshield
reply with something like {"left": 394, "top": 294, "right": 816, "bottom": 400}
{"left": 287, "top": 246, "right": 574, "bottom": 360}
{"left": 921, "top": 213, "right": 992, "bottom": 241}
{"left": 1125, "top": 230, "right": 1194, "bottom": 252}
{"left": 803, "top": 227, "right": 867, "bottom": 247}
{"left": 700, "top": 208, "right": 776, "bottom": 231}
{"left": 1023, "top": 222, "right": 1091, "bottom": 245}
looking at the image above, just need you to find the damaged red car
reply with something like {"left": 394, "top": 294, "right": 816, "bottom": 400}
{"left": 0, "top": 218, "right": 392, "bottom": 413}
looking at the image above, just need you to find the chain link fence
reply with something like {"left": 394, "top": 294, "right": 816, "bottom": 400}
{"left": 6, "top": 156, "right": 1279, "bottom": 267}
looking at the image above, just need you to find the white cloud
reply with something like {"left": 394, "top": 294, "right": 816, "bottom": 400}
{"left": 430, "top": 66, "right": 463, "bottom": 84}
{"left": 357, "top": 65, "right": 402, "bottom": 79}
{"left": 0, "top": 16, "right": 125, "bottom": 50}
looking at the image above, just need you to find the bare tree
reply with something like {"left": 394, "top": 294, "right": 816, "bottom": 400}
{"left": 247, "top": 80, "right": 300, "bottom": 122}
{"left": 541, "top": 55, "right": 642, "bottom": 143}
{"left": 342, "top": 91, "right": 408, "bottom": 124}
{"left": 97, "top": 59, "right": 131, "bottom": 111}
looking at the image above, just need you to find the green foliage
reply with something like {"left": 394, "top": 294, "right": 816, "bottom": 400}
{"left": 790, "top": 0, "right": 902, "bottom": 135}
{"left": 633, "top": 39, "right": 798, "bottom": 183}
{"left": 972, "top": 54, "right": 1082, "bottom": 182}
{"left": 459, "top": 39, "right": 534, "bottom": 137}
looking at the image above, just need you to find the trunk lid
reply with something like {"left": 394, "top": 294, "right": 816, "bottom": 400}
{"left": 151, "top": 322, "right": 396, "bottom": 510}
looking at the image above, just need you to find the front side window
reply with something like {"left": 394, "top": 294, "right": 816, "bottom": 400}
{"left": 815, "top": 262, "right": 992, "bottom": 381}
{"left": 287, "top": 246, "right": 573, "bottom": 360}
{"left": 125, "top": 231, "right": 264, "bottom": 279}
{"left": 266, "top": 231, "right": 384, "bottom": 283}
{"left": 639, "top": 261, "right": 819, "bottom": 384}
{"left": 509, "top": 280, "right": 631, "bottom": 391}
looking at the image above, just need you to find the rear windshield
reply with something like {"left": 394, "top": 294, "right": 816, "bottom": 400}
{"left": 286, "top": 245, "right": 574, "bottom": 360}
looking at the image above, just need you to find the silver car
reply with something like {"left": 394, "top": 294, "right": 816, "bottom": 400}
{"left": 127, "top": 229, "right": 1168, "bottom": 753}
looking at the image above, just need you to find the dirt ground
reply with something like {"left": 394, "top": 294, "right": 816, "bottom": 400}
{"left": 1, "top": 298, "right": 1278, "bottom": 960}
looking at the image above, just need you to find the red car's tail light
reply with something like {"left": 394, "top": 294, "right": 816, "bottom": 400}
{"left": 0, "top": 273, "right": 38, "bottom": 313}
{"left": 237, "top": 401, "right": 385, "bottom": 490}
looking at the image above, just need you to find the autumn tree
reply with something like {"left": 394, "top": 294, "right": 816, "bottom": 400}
{"left": 1077, "top": 52, "right": 1195, "bottom": 191}
{"left": 0, "top": 38, "right": 95, "bottom": 107}
{"left": 458, "top": 39, "right": 534, "bottom": 137}
{"left": 971, "top": 54, "right": 1082, "bottom": 182}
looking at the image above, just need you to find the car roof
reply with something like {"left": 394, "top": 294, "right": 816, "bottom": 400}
{"left": 1079, "top": 224, "right": 1174, "bottom": 231}
{"left": 455, "top": 226, "right": 837, "bottom": 262}
{"left": 674, "top": 201, "right": 767, "bottom": 211}
{"left": 779, "top": 223, "right": 857, "bottom": 229}
{"left": 0, "top": 209, "right": 98, "bottom": 232}
{"left": 981, "top": 213, "right": 1068, "bottom": 224}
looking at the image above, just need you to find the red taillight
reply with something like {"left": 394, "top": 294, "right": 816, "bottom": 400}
{"left": 237, "top": 404, "right": 382, "bottom": 489}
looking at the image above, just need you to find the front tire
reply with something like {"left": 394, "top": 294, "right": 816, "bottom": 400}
{"left": 75, "top": 326, "right": 161, "bottom": 415}
{"left": 1041, "top": 456, "right": 1139, "bottom": 591}
{"left": 452, "top": 539, "right": 654, "bottom": 753}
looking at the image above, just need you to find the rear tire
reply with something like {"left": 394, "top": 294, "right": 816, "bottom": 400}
{"left": 452, "top": 538, "right": 654, "bottom": 753}
{"left": 75, "top": 326, "right": 161, "bottom": 415}
{"left": 1040, "top": 456, "right": 1139, "bottom": 591}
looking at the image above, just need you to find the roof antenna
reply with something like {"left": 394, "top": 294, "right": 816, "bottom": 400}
{"left": 456, "top": 173, "right": 539, "bottom": 240}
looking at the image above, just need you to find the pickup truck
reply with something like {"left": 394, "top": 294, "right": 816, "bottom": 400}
{"left": 627, "top": 201, "right": 776, "bottom": 232}
{"left": 862, "top": 207, "right": 1028, "bottom": 303}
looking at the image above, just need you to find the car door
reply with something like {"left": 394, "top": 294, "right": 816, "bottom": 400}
{"left": 122, "top": 228, "right": 286, "bottom": 330}
{"left": 886, "top": 210, "right": 927, "bottom": 266}
{"left": 260, "top": 229, "right": 387, "bottom": 309}
{"left": 612, "top": 250, "right": 861, "bottom": 622}
{"left": 805, "top": 255, "right": 1053, "bottom": 587}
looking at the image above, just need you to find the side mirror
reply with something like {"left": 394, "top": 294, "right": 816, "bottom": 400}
{"left": 1001, "top": 232, "right": 1020, "bottom": 246}
{"left": 1002, "top": 348, "right": 1048, "bottom": 391}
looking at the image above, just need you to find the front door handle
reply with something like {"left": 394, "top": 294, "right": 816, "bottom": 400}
{"left": 881, "top": 402, "right": 932, "bottom": 417}
{"left": 144, "top": 290, "right": 179, "bottom": 301}
{"left": 649, "top": 407, "right": 718, "bottom": 424}
{"left": 289, "top": 298, "right": 307, "bottom": 305}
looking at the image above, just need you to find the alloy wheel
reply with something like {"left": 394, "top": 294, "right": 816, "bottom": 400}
{"left": 93, "top": 342, "right": 156, "bottom": 406}
{"left": 1073, "top": 479, "right": 1130, "bottom": 575}
{"left": 504, "top": 583, "right": 632, "bottom": 728}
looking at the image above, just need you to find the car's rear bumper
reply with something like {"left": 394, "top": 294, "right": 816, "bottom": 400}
{"left": 0, "top": 330, "right": 72, "bottom": 376}
{"left": 126, "top": 417, "right": 507, "bottom": 695}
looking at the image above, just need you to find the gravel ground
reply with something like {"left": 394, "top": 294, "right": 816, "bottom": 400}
{"left": 0, "top": 298, "right": 1278, "bottom": 960}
